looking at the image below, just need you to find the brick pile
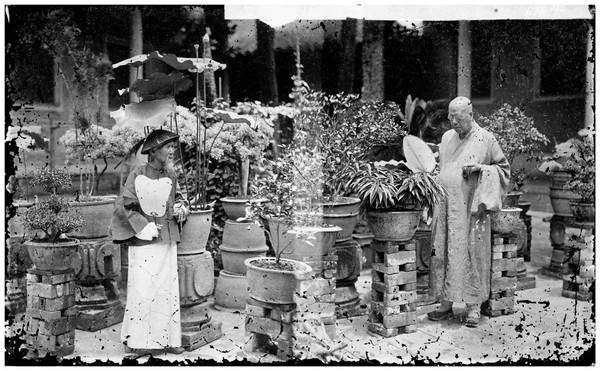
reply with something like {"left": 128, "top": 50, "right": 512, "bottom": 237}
{"left": 367, "top": 239, "right": 418, "bottom": 337}
{"left": 482, "top": 234, "right": 517, "bottom": 317}
{"left": 24, "top": 268, "right": 77, "bottom": 358}
{"left": 562, "top": 226, "right": 594, "bottom": 302}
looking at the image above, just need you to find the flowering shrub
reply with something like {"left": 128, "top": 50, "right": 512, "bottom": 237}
{"left": 478, "top": 103, "right": 549, "bottom": 190}
{"left": 22, "top": 168, "right": 84, "bottom": 242}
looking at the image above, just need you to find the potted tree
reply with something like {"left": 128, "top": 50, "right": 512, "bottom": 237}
{"left": 21, "top": 168, "right": 85, "bottom": 271}
{"left": 563, "top": 136, "right": 595, "bottom": 222}
{"left": 478, "top": 103, "right": 550, "bottom": 208}
{"left": 344, "top": 135, "right": 447, "bottom": 241}
{"left": 538, "top": 129, "right": 592, "bottom": 216}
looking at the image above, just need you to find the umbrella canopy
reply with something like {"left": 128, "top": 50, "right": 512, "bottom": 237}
{"left": 110, "top": 97, "right": 176, "bottom": 131}
{"left": 125, "top": 72, "right": 193, "bottom": 101}
{"left": 113, "top": 50, "right": 226, "bottom": 73}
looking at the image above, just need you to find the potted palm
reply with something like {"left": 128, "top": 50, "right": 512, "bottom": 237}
{"left": 345, "top": 135, "right": 446, "bottom": 241}
{"left": 21, "top": 168, "right": 85, "bottom": 271}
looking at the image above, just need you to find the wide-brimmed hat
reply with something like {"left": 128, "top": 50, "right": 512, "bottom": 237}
{"left": 140, "top": 129, "right": 179, "bottom": 154}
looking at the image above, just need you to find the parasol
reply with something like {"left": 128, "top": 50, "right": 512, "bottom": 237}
{"left": 112, "top": 50, "right": 226, "bottom": 73}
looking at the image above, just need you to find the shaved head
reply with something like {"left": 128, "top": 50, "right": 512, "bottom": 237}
{"left": 449, "top": 96, "right": 473, "bottom": 116}
{"left": 448, "top": 96, "right": 474, "bottom": 138}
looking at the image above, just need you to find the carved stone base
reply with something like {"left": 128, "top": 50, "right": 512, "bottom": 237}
{"left": 334, "top": 240, "right": 362, "bottom": 318}
{"left": 335, "top": 285, "right": 367, "bottom": 318}
{"left": 6, "top": 275, "right": 27, "bottom": 317}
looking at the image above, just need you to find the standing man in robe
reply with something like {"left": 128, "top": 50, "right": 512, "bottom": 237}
{"left": 428, "top": 97, "right": 510, "bottom": 327}
{"left": 110, "top": 129, "right": 189, "bottom": 355}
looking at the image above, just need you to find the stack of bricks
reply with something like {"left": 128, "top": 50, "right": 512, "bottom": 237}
{"left": 24, "top": 268, "right": 77, "bottom": 358}
{"left": 562, "top": 226, "right": 594, "bottom": 301}
{"left": 284, "top": 249, "right": 338, "bottom": 339}
{"left": 482, "top": 234, "right": 518, "bottom": 317}
{"left": 367, "top": 239, "right": 418, "bottom": 337}
{"left": 244, "top": 272, "right": 339, "bottom": 360}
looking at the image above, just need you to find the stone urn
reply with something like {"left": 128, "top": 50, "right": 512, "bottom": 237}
{"left": 367, "top": 210, "right": 422, "bottom": 241}
{"left": 70, "top": 195, "right": 117, "bottom": 239}
{"left": 25, "top": 239, "right": 80, "bottom": 271}
{"left": 490, "top": 208, "right": 523, "bottom": 234}
{"left": 179, "top": 208, "right": 213, "bottom": 255}
{"left": 245, "top": 257, "right": 312, "bottom": 304}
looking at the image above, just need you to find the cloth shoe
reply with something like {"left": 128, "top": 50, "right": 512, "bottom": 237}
{"left": 465, "top": 304, "right": 481, "bottom": 328}
{"left": 165, "top": 346, "right": 185, "bottom": 354}
{"left": 427, "top": 306, "right": 453, "bottom": 321}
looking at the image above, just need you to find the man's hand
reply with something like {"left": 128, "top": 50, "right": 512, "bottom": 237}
{"left": 462, "top": 163, "right": 482, "bottom": 179}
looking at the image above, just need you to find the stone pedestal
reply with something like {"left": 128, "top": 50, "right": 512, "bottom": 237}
{"left": 561, "top": 222, "right": 594, "bottom": 302}
{"left": 368, "top": 239, "right": 418, "bottom": 337}
{"left": 24, "top": 268, "right": 76, "bottom": 358}
{"left": 542, "top": 215, "right": 582, "bottom": 279}
{"left": 334, "top": 239, "right": 367, "bottom": 318}
{"left": 177, "top": 250, "right": 222, "bottom": 350}
{"left": 72, "top": 237, "right": 124, "bottom": 331}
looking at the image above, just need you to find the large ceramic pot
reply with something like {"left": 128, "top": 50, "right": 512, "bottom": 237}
{"left": 314, "top": 197, "right": 361, "bottom": 242}
{"left": 245, "top": 257, "right": 312, "bottom": 304}
{"left": 549, "top": 171, "right": 580, "bottom": 216}
{"left": 549, "top": 186, "right": 580, "bottom": 216}
{"left": 569, "top": 201, "right": 595, "bottom": 223}
{"left": 219, "top": 220, "right": 269, "bottom": 275}
{"left": 503, "top": 191, "right": 523, "bottom": 208}
{"left": 179, "top": 208, "right": 213, "bottom": 255}
{"left": 490, "top": 208, "right": 523, "bottom": 234}
{"left": 221, "top": 197, "right": 268, "bottom": 221}
{"left": 279, "top": 225, "right": 342, "bottom": 262}
{"left": 366, "top": 210, "right": 422, "bottom": 241}
{"left": 25, "top": 239, "right": 80, "bottom": 271}
{"left": 70, "top": 195, "right": 117, "bottom": 239}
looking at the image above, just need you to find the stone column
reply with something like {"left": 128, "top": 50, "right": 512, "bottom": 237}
{"left": 457, "top": 21, "right": 472, "bottom": 98}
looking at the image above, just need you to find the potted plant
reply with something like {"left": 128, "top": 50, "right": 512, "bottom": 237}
{"left": 212, "top": 101, "right": 274, "bottom": 220}
{"left": 538, "top": 129, "right": 592, "bottom": 216}
{"left": 59, "top": 125, "right": 143, "bottom": 239}
{"left": 478, "top": 103, "right": 550, "bottom": 207}
{"left": 562, "top": 135, "right": 595, "bottom": 222}
{"left": 21, "top": 168, "right": 85, "bottom": 271}
{"left": 344, "top": 135, "right": 446, "bottom": 242}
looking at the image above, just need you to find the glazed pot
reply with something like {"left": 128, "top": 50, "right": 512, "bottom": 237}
{"left": 315, "top": 197, "right": 361, "bottom": 242}
{"left": 366, "top": 210, "right": 422, "bottom": 242}
{"left": 220, "top": 220, "right": 269, "bottom": 274}
{"left": 279, "top": 225, "right": 342, "bottom": 263}
{"left": 490, "top": 208, "right": 523, "bottom": 235}
{"left": 70, "top": 195, "right": 117, "bottom": 239}
{"left": 569, "top": 201, "right": 595, "bottom": 223}
{"left": 549, "top": 186, "right": 580, "bottom": 216}
{"left": 25, "top": 238, "right": 80, "bottom": 271}
{"left": 214, "top": 271, "right": 249, "bottom": 311}
{"left": 178, "top": 208, "right": 213, "bottom": 255}
{"left": 245, "top": 257, "right": 312, "bottom": 304}
{"left": 503, "top": 191, "right": 523, "bottom": 208}
{"left": 221, "top": 197, "right": 267, "bottom": 221}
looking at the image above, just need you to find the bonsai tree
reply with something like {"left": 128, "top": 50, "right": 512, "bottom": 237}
{"left": 21, "top": 168, "right": 85, "bottom": 242}
{"left": 478, "top": 103, "right": 549, "bottom": 192}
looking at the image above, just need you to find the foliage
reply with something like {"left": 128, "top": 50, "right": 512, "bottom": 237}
{"left": 59, "top": 125, "right": 144, "bottom": 199}
{"left": 303, "top": 91, "right": 408, "bottom": 198}
{"left": 478, "top": 103, "right": 549, "bottom": 190}
{"left": 344, "top": 162, "right": 446, "bottom": 214}
{"left": 538, "top": 127, "right": 595, "bottom": 174}
{"left": 29, "top": 167, "right": 72, "bottom": 195}
{"left": 21, "top": 168, "right": 84, "bottom": 242}
{"left": 562, "top": 136, "right": 595, "bottom": 203}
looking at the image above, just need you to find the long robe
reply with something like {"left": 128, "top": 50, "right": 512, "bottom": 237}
{"left": 109, "top": 164, "right": 183, "bottom": 349}
{"left": 429, "top": 122, "right": 510, "bottom": 305}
